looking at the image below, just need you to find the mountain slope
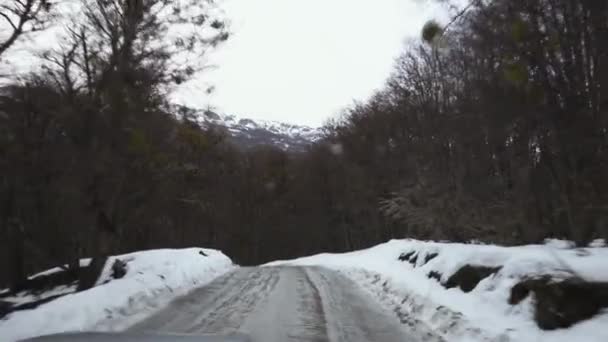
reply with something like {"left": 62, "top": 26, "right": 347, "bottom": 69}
{"left": 194, "top": 109, "right": 323, "bottom": 152}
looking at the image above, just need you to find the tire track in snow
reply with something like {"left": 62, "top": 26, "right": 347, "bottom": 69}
{"left": 128, "top": 266, "right": 442, "bottom": 341}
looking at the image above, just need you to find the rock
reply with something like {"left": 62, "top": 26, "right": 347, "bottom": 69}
{"left": 398, "top": 251, "right": 416, "bottom": 262}
{"left": 111, "top": 259, "right": 128, "bottom": 280}
{"left": 409, "top": 253, "right": 419, "bottom": 266}
{"left": 427, "top": 271, "right": 442, "bottom": 282}
{"left": 509, "top": 278, "right": 542, "bottom": 305}
{"left": 199, "top": 250, "right": 208, "bottom": 257}
{"left": 424, "top": 252, "right": 439, "bottom": 264}
{"left": 509, "top": 277, "right": 608, "bottom": 330}
{"left": 444, "top": 265, "right": 502, "bottom": 292}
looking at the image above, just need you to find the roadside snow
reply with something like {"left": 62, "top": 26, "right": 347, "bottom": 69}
{"left": 2, "top": 285, "right": 77, "bottom": 307}
{"left": 0, "top": 248, "right": 235, "bottom": 342}
{"left": 28, "top": 259, "right": 92, "bottom": 280}
{"left": 267, "top": 239, "right": 608, "bottom": 342}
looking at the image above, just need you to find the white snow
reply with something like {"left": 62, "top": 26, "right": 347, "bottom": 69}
{"left": 198, "top": 108, "right": 322, "bottom": 141}
{"left": 28, "top": 259, "right": 92, "bottom": 280}
{"left": 589, "top": 239, "right": 606, "bottom": 248}
{"left": 0, "top": 248, "right": 235, "bottom": 342}
{"left": 2, "top": 285, "right": 77, "bottom": 307}
{"left": 267, "top": 239, "right": 608, "bottom": 342}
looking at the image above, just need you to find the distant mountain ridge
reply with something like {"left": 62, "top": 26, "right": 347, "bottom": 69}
{"left": 186, "top": 108, "right": 324, "bottom": 152}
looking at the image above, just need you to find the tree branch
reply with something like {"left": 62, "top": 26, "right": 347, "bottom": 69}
{"left": 0, "top": 11, "right": 18, "bottom": 30}
{"left": 0, "top": 0, "right": 40, "bottom": 58}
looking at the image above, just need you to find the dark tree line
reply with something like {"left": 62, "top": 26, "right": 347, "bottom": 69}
{"left": 337, "top": 0, "right": 608, "bottom": 245}
{"left": 1, "top": 0, "right": 607, "bottom": 290}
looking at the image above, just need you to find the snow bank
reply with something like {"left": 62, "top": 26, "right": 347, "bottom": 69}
{"left": 0, "top": 248, "right": 235, "bottom": 341}
{"left": 267, "top": 239, "right": 608, "bottom": 342}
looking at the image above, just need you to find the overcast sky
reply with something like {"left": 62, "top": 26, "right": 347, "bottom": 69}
{"left": 0, "top": 0, "right": 448, "bottom": 127}
{"left": 174, "top": 0, "right": 447, "bottom": 127}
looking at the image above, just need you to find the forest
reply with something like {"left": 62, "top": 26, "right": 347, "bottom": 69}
{"left": 1, "top": 0, "right": 607, "bottom": 290}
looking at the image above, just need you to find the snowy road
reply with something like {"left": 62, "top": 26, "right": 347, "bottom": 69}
{"left": 129, "top": 266, "right": 440, "bottom": 342}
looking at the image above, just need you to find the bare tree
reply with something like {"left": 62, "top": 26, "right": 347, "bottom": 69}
{"left": 0, "top": 0, "right": 51, "bottom": 57}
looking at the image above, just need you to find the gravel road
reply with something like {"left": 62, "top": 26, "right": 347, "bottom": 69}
{"left": 129, "top": 266, "right": 441, "bottom": 342}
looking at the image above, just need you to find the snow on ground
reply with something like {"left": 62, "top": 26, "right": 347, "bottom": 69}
{"left": 267, "top": 239, "right": 608, "bottom": 342}
{"left": 3, "top": 285, "right": 76, "bottom": 307}
{"left": 0, "top": 248, "right": 235, "bottom": 342}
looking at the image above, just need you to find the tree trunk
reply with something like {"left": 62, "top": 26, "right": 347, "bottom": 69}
{"left": 77, "top": 256, "right": 108, "bottom": 291}
{"left": 4, "top": 181, "right": 27, "bottom": 292}
{"left": 8, "top": 221, "right": 27, "bottom": 292}
{"left": 77, "top": 212, "right": 114, "bottom": 291}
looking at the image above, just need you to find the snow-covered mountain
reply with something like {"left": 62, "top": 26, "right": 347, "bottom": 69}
{"left": 192, "top": 109, "right": 323, "bottom": 152}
